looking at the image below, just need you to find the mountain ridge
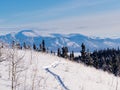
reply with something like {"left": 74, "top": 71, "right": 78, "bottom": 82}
{"left": 0, "top": 30, "right": 120, "bottom": 52}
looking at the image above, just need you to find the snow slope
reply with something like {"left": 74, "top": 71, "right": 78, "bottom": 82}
{"left": 0, "top": 49, "right": 120, "bottom": 90}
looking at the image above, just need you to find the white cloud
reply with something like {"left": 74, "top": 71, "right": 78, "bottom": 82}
{"left": 17, "top": 10, "right": 120, "bottom": 38}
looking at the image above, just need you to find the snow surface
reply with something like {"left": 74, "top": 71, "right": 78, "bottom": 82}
{"left": 0, "top": 49, "right": 120, "bottom": 90}
{"left": 22, "top": 31, "right": 38, "bottom": 37}
{"left": 22, "top": 30, "right": 54, "bottom": 38}
{"left": 104, "top": 41, "right": 116, "bottom": 47}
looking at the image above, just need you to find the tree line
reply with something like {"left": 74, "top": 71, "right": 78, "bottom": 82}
{"left": 11, "top": 40, "right": 46, "bottom": 52}
{"left": 74, "top": 44, "right": 120, "bottom": 76}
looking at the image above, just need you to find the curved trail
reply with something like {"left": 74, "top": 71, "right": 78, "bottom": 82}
{"left": 44, "top": 61, "right": 69, "bottom": 90}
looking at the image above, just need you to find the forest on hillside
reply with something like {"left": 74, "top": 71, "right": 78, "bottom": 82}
{"left": 1, "top": 40, "right": 120, "bottom": 77}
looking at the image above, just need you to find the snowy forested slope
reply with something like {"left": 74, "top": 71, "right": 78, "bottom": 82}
{"left": 0, "top": 48, "right": 120, "bottom": 90}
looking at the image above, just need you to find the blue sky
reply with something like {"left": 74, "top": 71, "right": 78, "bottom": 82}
{"left": 0, "top": 0, "right": 120, "bottom": 37}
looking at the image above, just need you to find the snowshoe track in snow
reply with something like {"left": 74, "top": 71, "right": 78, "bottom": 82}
{"left": 44, "top": 61, "right": 69, "bottom": 90}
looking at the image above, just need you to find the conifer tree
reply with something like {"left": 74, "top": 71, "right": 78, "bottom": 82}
{"left": 62, "top": 47, "right": 65, "bottom": 57}
{"left": 23, "top": 42, "right": 27, "bottom": 49}
{"left": 33, "top": 43, "right": 36, "bottom": 50}
{"left": 57, "top": 48, "right": 61, "bottom": 57}
{"left": 42, "top": 40, "right": 46, "bottom": 52}
{"left": 39, "top": 44, "right": 42, "bottom": 51}
{"left": 81, "top": 43, "right": 86, "bottom": 61}
{"left": 64, "top": 47, "right": 68, "bottom": 58}
{"left": 70, "top": 51, "right": 74, "bottom": 60}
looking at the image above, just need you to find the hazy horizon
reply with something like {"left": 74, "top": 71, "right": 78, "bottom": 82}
{"left": 0, "top": 0, "right": 120, "bottom": 38}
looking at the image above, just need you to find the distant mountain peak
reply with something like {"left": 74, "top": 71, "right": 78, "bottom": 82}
{"left": 19, "top": 30, "right": 34, "bottom": 33}
{"left": 17, "top": 30, "right": 38, "bottom": 37}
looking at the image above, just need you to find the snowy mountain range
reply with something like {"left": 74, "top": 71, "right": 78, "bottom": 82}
{"left": 0, "top": 30, "right": 120, "bottom": 52}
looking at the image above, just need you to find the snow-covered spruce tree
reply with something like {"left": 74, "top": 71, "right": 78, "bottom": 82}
{"left": 70, "top": 51, "right": 74, "bottom": 60}
{"left": 81, "top": 43, "right": 86, "bottom": 61}
{"left": 39, "top": 40, "right": 46, "bottom": 52}
{"left": 33, "top": 43, "right": 36, "bottom": 51}
{"left": 57, "top": 48, "right": 61, "bottom": 57}
{"left": 42, "top": 40, "right": 46, "bottom": 52}
{"left": 61, "top": 46, "right": 68, "bottom": 58}
{"left": 39, "top": 44, "right": 42, "bottom": 51}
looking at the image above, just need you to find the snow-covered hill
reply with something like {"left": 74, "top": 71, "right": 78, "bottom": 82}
{"left": 0, "top": 30, "right": 120, "bottom": 52}
{"left": 0, "top": 48, "right": 120, "bottom": 90}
